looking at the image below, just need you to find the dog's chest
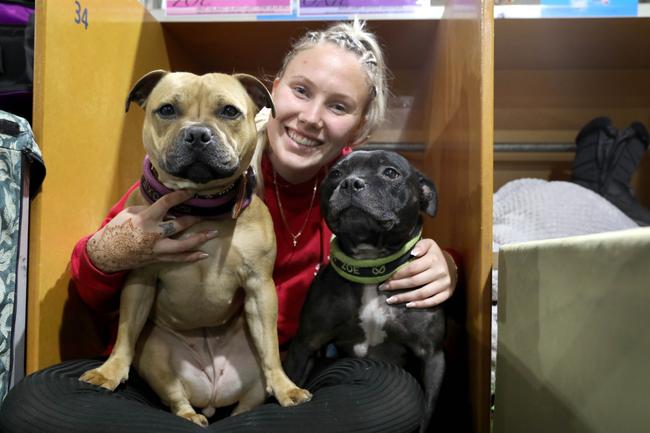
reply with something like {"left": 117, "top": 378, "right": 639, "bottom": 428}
{"left": 152, "top": 217, "right": 269, "bottom": 328}
{"left": 158, "top": 239, "right": 235, "bottom": 294}
{"left": 353, "top": 285, "right": 395, "bottom": 357}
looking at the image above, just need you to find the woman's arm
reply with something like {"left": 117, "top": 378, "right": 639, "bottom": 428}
{"left": 70, "top": 185, "right": 214, "bottom": 312}
{"left": 70, "top": 182, "right": 139, "bottom": 312}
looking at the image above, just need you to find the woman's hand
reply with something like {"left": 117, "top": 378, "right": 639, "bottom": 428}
{"left": 86, "top": 190, "right": 217, "bottom": 273}
{"left": 381, "top": 238, "right": 458, "bottom": 308}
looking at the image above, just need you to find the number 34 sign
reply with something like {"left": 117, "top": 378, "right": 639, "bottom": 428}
{"left": 74, "top": 1, "right": 89, "bottom": 29}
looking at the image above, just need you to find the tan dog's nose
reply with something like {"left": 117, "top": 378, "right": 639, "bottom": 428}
{"left": 184, "top": 126, "right": 214, "bottom": 148}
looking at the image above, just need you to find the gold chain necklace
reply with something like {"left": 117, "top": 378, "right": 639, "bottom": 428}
{"left": 273, "top": 169, "right": 319, "bottom": 248}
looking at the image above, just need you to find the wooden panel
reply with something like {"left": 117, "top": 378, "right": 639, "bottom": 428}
{"left": 494, "top": 152, "right": 573, "bottom": 192}
{"left": 495, "top": 18, "right": 650, "bottom": 70}
{"left": 29, "top": 0, "right": 170, "bottom": 371}
{"left": 635, "top": 154, "right": 650, "bottom": 207}
{"left": 161, "top": 20, "right": 439, "bottom": 73}
{"left": 425, "top": 2, "right": 494, "bottom": 433}
{"left": 495, "top": 70, "right": 650, "bottom": 141}
{"left": 494, "top": 17, "right": 650, "bottom": 209}
{"left": 30, "top": 8, "right": 495, "bottom": 433}
{"left": 160, "top": 20, "right": 437, "bottom": 146}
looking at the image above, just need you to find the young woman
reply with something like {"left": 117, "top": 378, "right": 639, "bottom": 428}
{"left": 0, "top": 20, "right": 457, "bottom": 433}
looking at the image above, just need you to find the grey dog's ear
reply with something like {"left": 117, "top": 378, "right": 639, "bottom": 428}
{"left": 416, "top": 169, "right": 438, "bottom": 217}
{"left": 234, "top": 73, "right": 276, "bottom": 118}
{"left": 125, "top": 70, "right": 168, "bottom": 113}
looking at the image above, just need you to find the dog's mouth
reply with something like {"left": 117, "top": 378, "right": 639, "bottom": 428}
{"left": 328, "top": 204, "right": 398, "bottom": 233}
{"left": 178, "top": 161, "right": 238, "bottom": 184}
{"left": 161, "top": 126, "right": 241, "bottom": 184}
{"left": 162, "top": 150, "right": 240, "bottom": 184}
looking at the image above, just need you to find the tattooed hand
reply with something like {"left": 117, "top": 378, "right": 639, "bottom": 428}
{"left": 86, "top": 190, "right": 218, "bottom": 273}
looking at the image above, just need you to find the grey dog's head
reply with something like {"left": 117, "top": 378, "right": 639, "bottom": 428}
{"left": 321, "top": 150, "right": 437, "bottom": 255}
{"left": 125, "top": 70, "right": 274, "bottom": 192}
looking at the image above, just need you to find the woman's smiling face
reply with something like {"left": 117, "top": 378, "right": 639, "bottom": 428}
{"left": 267, "top": 43, "right": 371, "bottom": 184}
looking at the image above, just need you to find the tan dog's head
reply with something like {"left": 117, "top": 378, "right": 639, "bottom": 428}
{"left": 126, "top": 70, "right": 274, "bottom": 192}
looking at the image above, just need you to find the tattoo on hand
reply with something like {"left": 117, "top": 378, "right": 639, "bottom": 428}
{"left": 87, "top": 219, "right": 160, "bottom": 273}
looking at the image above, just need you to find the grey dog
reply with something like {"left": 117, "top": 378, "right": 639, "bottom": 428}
{"left": 284, "top": 149, "right": 446, "bottom": 433}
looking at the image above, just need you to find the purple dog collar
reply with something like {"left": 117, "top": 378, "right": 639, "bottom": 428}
{"left": 140, "top": 156, "right": 255, "bottom": 219}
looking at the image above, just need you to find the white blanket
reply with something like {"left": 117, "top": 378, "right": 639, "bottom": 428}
{"left": 493, "top": 179, "right": 638, "bottom": 250}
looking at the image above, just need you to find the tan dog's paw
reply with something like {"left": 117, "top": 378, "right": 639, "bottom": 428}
{"left": 79, "top": 363, "right": 129, "bottom": 391}
{"left": 275, "top": 386, "right": 312, "bottom": 407}
{"left": 178, "top": 411, "right": 209, "bottom": 427}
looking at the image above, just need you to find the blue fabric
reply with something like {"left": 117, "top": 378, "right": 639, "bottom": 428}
{"left": 0, "top": 110, "right": 43, "bottom": 400}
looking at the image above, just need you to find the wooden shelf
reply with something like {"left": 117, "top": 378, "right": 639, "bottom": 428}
{"left": 493, "top": 15, "right": 650, "bottom": 203}
{"left": 31, "top": 1, "right": 495, "bottom": 432}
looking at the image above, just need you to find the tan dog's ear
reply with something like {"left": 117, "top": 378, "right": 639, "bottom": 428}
{"left": 234, "top": 74, "right": 276, "bottom": 118}
{"left": 125, "top": 70, "right": 168, "bottom": 113}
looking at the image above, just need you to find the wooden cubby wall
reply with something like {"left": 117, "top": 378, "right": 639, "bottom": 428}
{"left": 29, "top": 1, "right": 493, "bottom": 432}
{"left": 494, "top": 17, "right": 650, "bottom": 208}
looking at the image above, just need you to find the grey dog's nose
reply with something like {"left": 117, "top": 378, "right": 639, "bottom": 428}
{"left": 341, "top": 176, "right": 366, "bottom": 193}
{"left": 184, "top": 126, "right": 213, "bottom": 147}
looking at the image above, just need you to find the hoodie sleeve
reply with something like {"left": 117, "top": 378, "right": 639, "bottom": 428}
{"left": 69, "top": 182, "right": 140, "bottom": 313}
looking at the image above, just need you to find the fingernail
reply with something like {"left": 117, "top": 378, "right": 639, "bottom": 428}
{"left": 386, "top": 297, "right": 396, "bottom": 304}
{"left": 410, "top": 248, "right": 421, "bottom": 257}
{"left": 199, "top": 253, "right": 209, "bottom": 259}
{"left": 206, "top": 230, "right": 219, "bottom": 238}
{"left": 405, "top": 302, "right": 415, "bottom": 308}
{"left": 378, "top": 283, "right": 389, "bottom": 291}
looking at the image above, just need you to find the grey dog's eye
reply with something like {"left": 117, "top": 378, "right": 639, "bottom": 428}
{"left": 157, "top": 104, "right": 176, "bottom": 118}
{"left": 330, "top": 169, "right": 343, "bottom": 179}
{"left": 383, "top": 167, "right": 400, "bottom": 179}
{"left": 219, "top": 105, "right": 241, "bottom": 119}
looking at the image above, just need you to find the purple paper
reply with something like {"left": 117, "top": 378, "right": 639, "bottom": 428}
{"left": 0, "top": 4, "right": 34, "bottom": 26}
{"left": 166, "top": 0, "right": 291, "bottom": 15}
{"left": 303, "top": 0, "right": 420, "bottom": 5}
{"left": 299, "top": 0, "right": 426, "bottom": 15}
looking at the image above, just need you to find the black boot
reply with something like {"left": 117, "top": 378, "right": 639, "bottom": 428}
{"left": 571, "top": 117, "right": 650, "bottom": 226}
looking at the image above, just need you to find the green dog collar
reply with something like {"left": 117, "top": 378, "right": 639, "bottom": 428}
{"left": 330, "top": 231, "right": 422, "bottom": 285}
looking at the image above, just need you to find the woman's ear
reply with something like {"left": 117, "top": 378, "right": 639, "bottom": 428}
{"left": 271, "top": 77, "right": 281, "bottom": 95}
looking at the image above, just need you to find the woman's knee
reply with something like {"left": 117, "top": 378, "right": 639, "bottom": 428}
{"left": 306, "top": 358, "right": 424, "bottom": 430}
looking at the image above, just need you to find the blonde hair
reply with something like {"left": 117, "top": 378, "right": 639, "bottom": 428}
{"left": 277, "top": 19, "right": 388, "bottom": 141}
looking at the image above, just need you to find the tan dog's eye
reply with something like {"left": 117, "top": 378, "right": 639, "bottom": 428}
{"left": 219, "top": 105, "right": 241, "bottom": 120}
{"left": 157, "top": 104, "right": 176, "bottom": 118}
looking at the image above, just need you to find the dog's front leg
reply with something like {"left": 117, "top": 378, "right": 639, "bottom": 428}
{"left": 243, "top": 275, "right": 312, "bottom": 407}
{"left": 80, "top": 270, "right": 157, "bottom": 390}
{"left": 283, "top": 334, "right": 321, "bottom": 388}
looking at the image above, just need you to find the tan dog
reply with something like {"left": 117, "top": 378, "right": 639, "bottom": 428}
{"left": 80, "top": 71, "right": 311, "bottom": 426}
